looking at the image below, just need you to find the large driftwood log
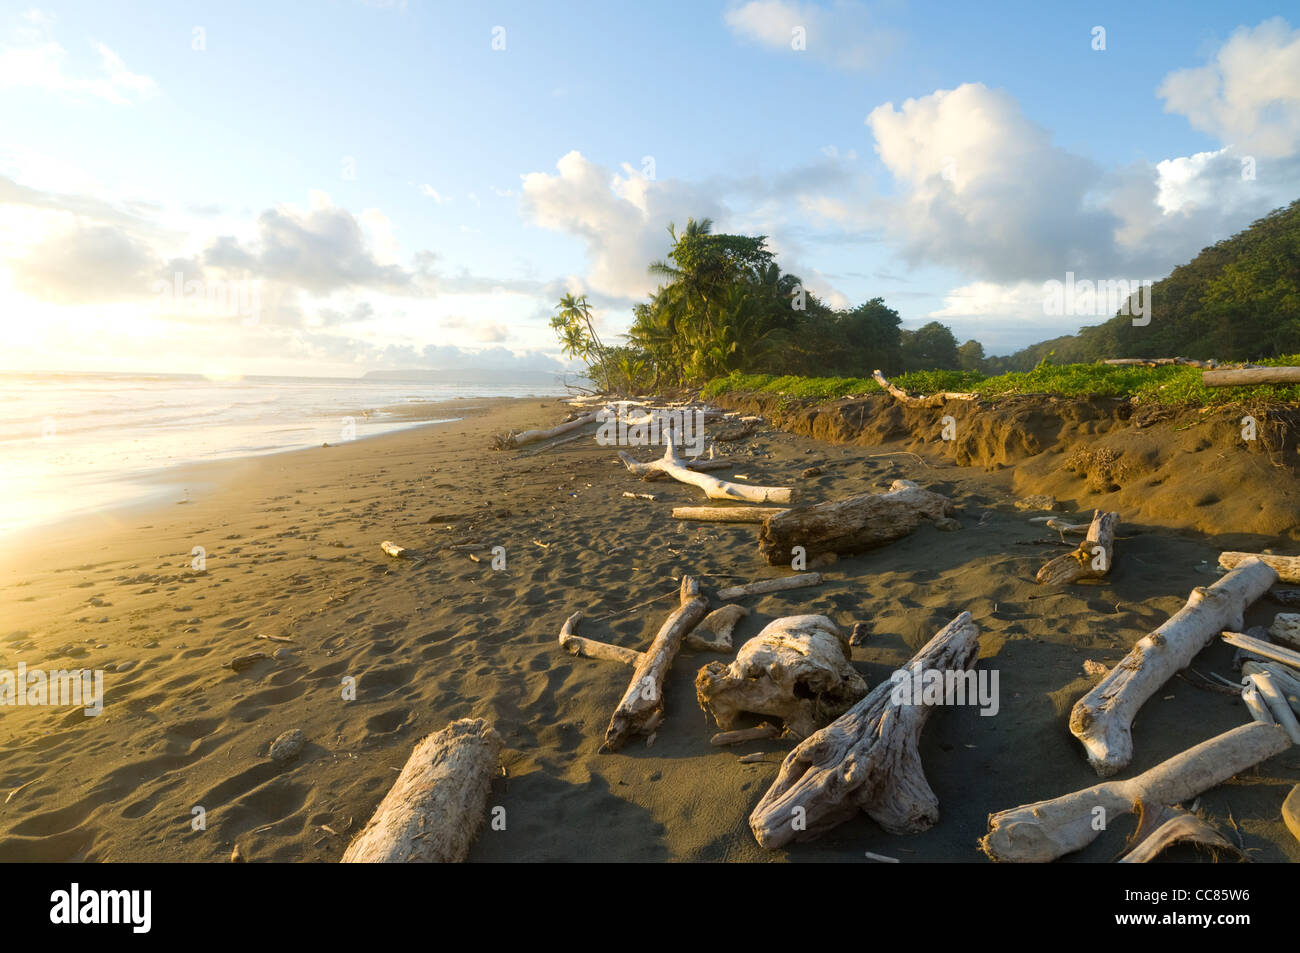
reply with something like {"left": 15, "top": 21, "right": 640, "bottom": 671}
{"left": 685, "top": 604, "right": 748, "bottom": 653}
{"left": 341, "top": 718, "right": 502, "bottom": 863}
{"left": 1070, "top": 558, "right": 1277, "bottom": 777}
{"left": 758, "top": 479, "right": 952, "bottom": 566}
{"left": 619, "top": 443, "right": 796, "bottom": 504}
{"left": 672, "top": 505, "right": 787, "bottom": 523}
{"left": 1118, "top": 801, "right": 1241, "bottom": 863}
{"left": 872, "top": 369, "right": 977, "bottom": 407}
{"left": 1036, "top": 510, "right": 1118, "bottom": 585}
{"left": 716, "top": 573, "right": 823, "bottom": 601}
{"left": 558, "top": 611, "right": 644, "bottom": 666}
{"left": 981, "top": 722, "right": 1291, "bottom": 862}
{"left": 749, "top": 612, "right": 980, "bottom": 848}
{"left": 603, "top": 575, "right": 709, "bottom": 751}
{"left": 1220, "top": 551, "right": 1300, "bottom": 583}
{"left": 1203, "top": 366, "right": 1300, "bottom": 387}
{"left": 494, "top": 411, "right": 599, "bottom": 450}
{"left": 696, "top": 615, "right": 868, "bottom": 740}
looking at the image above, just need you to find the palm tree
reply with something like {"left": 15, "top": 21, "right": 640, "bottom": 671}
{"left": 553, "top": 292, "right": 613, "bottom": 390}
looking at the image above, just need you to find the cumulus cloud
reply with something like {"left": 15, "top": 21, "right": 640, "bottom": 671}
{"left": 11, "top": 221, "right": 159, "bottom": 303}
{"left": 1159, "top": 18, "right": 1300, "bottom": 159}
{"left": 520, "top": 150, "right": 725, "bottom": 300}
{"left": 0, "top": 10, "right": 157, "bottom": 104}
{"left": 723, "top": 0, "right": 896, "bottom": 71}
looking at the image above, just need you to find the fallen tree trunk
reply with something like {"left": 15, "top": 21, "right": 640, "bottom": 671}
{"left": 749, "top": 612, "right": 980, "bottom": 848}
{"left": 716, "top": 573, "right": 823, "bottom": 601}
{"left": 1203, "top": 366, "right": 1300, "bottom": 387}
{"left": 494, "top": 411, "right": 599, "bottom": 450}
{"left": 696, "top": 615, "right": 868, "bottom": 740}
{"left": 619, "top": 444, "right": 796, "bottom": 504}
{"left": 1070, "top": 558, "right": 1277, "bottom": 776}
{"left": 672, "top": 505, "right": 787, "bottom": 523}
{"left": 872, "top": 369, "right": 977, "bottom": 407}
{"left": 557, "top": 611, "right": 643, "bottom": 666}
{"left": 981, "top": 722, "right": 1290, "bottom": 862}
{"left": 603, "top": 575, "right": 709, "bottom": 751}
{"left": 758, "top": 479, "right": 952, "bottom": 566}
{"left": 1035, "top": 510, "right": 1119, "bottom": 585}
{"left": 1220, "top": 551, "right": 1300, "bottom": 583}
{"left": 639, "top": 459, "right": 734, "bottom": 480}
{"left": 685, "top": 604, "right": 748, "bottom": 653}
{"left": 341, "top": 718, "right": 502, "bottom": 863}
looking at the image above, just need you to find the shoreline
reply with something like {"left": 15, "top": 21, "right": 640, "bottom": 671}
{"left": 1, "top": 395, "right": 1296, "bottom": 863}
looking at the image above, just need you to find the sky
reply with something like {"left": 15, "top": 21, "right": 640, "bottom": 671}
{"left": 1, "top": 0, "right": 1299, "bottom": 377}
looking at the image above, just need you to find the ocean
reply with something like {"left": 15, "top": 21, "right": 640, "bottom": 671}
{"left": 0, "top": 371, "right": 566, "bottom": 534}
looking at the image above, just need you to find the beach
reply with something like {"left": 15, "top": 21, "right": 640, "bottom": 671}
{"left": 1, "top": 394, "right": 1298, "bottom": 863}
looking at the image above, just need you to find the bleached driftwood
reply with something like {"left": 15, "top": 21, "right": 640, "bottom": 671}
{"left": 1222, "top": 631, "right": 1300, "bottom": 673}
{"left": 494, "top": 410, "right": 599, "bottom": 450}
{"left": 685, "top": 604, "right": 748, "bottom": 653}
{"left": 1070, "top": 558, "right": 1277, "bottom": 777}
{"left": 622, "top": 492, "right": 658, "bottom": 502}
{"left": 716, "top": 573, "right": 823, "bottom": 601}
{"left": 749, "top": 612, "right": 980, "bottom": 848}
{"left": 1118, "top": 801, "right": 1241, "bottom": 863}
{"left": 558, "top": 611, "right": 643, "bottom": 667}
{"left": 672, "top": 505, "right": 787, "bottom": 523}
{"left": 710, "top": 723, "right": 781, "bottom": 746}
{"left": 757, "top": 479, "right": 952, "bottom": 566}
{"left": 603, "top": 575, "right": 709, "bottom": 751}
{"left": 1203, "top": 366, "right": 1300, "bottom": 387}
{"left": 638, "top": 459, "right": 734, "bottom": 479}
{"left": 981, "top": 722, "right": 1291, "bottom": 862}
{"left": 1241, "top": 676, "right": 1274, "bottom": 725}
{"left": 619, "top": 444, "right": 795, "bottom": 504}
{"left": 341, "top": 718, "right": 502, "bottom": 863}
{"left": 872, "top": 369, "right": 977, "bottom": 407}
{"left": 696, "top": 615, "right": 868, "bottom": 740}
{"left": 380, "top": 540, "right": 428, "bottom": 566}
{"left": 1220, "top": 551, "right": 1300, "bottom": 583}
{"left": 1269, "top": 613, "right": 1300, "bottom": 649}
{"left": 1242, "top": 660, "right": 1300, "bottom": 715}
{"left": 1245, "top": 671, "right": 1300, "bottom": 743}
{"left": 1036, "top": 510, "right": 1119, "bottom": 586}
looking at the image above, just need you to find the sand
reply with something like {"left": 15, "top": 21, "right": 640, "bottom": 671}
{"left": 1, "top": 395, "right": 1297, "bottom": 863}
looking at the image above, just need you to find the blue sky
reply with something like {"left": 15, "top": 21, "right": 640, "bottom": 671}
{"left": 2, "top": 0, "right": 1298, "bottom": 376}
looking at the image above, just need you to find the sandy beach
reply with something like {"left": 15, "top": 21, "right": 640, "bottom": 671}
{"left": 1, "top": 394, "right": 1296, "bottom": 863}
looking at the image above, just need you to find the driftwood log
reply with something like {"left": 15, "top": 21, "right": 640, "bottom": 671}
{"left": 1035, "top": 510, "right": 1119, "bottom": 585}
{"left": 711, "top": 723, "right": 781, "bottom": 746}
{"left": 672, "top": 505, "right": 787, "bottom": 523}
{"left": 872, "top": 369, "right": 976, "bottom": 407}
{"left": 685, "top": 604, "right": 748, "bottom": 653}
{"left": 619, "top": 443, "right": 796, "bottom": 504}
{"left": 495, "top": 410, "right": 598, "bottom": 450}
{"left": 1220, "top": 551, "right": 1300, "bottom": 583}
{"left": 1203, "top": 366, "right": 1300, "bottom": 387}
{"left": 1244, "top": 671, "right": 1300, "bottom": 743}
{"left": 341, "top": 718, "right": 502, "bottom": 863}
{"left": 749, "top": 611, "right": 980, "bottom": 848}
{"left": 1222, "top": 630, "right": 1300, "bottom": 673}
{"left": 1242, "top": 660, "right": 1300, "bottom": 715}
{"left": 1070, "top": 558, "right": 1277, "bottom": 776}
{"left": 696, "top": 615, "right": 868, "bottom": 740}
{"left": 758, "top": 479, "right": 952, "bottom": 566}
{"left": 981, "top": 722, "right": 1290, "bottom": 862}
{"left": 603, "top": 575, "right": 709, "bottom": 751}
{"left": 716, "top": 573, "right": 823, "bottom": 601}
{"left": 1269, "top": 613, "right": 1300, "bottom": 649}
{"left": 1118, "top": 801, "right": 1241, "bottom": 863}
{"left": 558, "top": 610, "right": 643, "bottom": 666}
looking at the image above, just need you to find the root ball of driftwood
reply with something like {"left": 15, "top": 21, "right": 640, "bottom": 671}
{"left": 695, "top": 615, "right": 867, "bottom": 740}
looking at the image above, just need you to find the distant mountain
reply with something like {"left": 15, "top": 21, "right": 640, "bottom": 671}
{"left": 984, "top": 198, "right": 1300, "bottom": 372}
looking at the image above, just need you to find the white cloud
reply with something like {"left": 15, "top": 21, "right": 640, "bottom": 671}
{"left": 420, "top": 184, "right": 444, "bottom": 202}
{"left": 724, "top": 0, "right": 896, "bottom": 71}
{"left": 1159, "top": 18, "right": 1300, "bottom": 159}
{"left": 0, "top": 10, "right": 157, "bottom": 104}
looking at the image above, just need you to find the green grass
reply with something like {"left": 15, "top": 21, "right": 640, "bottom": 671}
{"left": 702, "top": 356, "right": 1300, "bottom": 407}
